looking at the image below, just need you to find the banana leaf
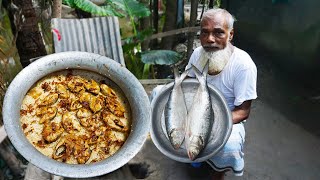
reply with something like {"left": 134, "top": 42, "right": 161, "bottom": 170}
{"left": 63, "top": 0, "right": 125, "bottom": 17}
{"left": 141, "top": 50, "right": 182, "bottom": 65}
{"left": 111, "top": 0, "right": 150, "bottom": 18}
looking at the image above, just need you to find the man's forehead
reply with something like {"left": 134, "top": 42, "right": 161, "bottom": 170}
{"left": 201, "top": 13, "right": 228, "bottom": 28}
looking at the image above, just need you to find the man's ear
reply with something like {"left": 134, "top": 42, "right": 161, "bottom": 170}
{"left": 229, "top": 29, "right": 234, "bottom": 42}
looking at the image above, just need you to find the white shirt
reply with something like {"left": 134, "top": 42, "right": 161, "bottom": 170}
{"left": 186, "top": 46, "right": 257, "bottom": 110}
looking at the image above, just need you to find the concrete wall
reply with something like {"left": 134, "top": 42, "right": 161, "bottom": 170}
{"left": 228, "top": 0, "right": 320, "bottom": 72}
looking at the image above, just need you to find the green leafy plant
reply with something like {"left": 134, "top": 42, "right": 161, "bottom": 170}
{"left": 214, "top": 0, "right": 221, "bottom": 7}
{"left": 0, "top": 7, "right": 23, "bottom": 125}
{"left": 62, "top": 0, "right": 152, "bottom": 18}
{"left": 111, "top": 0, "right": 150, "bottom": 34}
{"left": 116, "top": 0, "right": 182, "bottom": 79}
{"left": 141, "top": 50, "right": 182, "bottom": 65}
{"left": 63, "top": 0, "right": 124, "bottom": 17}
{"left": 62, "top": 0, "right": 182, "bottom": 79}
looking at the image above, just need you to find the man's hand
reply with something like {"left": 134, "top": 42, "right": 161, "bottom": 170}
{"left": 232, "top": 100, "right": 252, "bottom": 124}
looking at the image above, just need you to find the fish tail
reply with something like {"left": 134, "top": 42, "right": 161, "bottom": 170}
{"left": 191, "top": 64, "right": 201, "bottom": 79}
{"left": 202, "top": 72, "right": 207, "bottom": 82}
{"left": 191, "top": 64, "right": 206, "bottom": 85}
{"left": 173, "top": 66, "right": 180, "bottom": 84}
{"left": 179, "top": 66, "right": 191, "bottom": 82}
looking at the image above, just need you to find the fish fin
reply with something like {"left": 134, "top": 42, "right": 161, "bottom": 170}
{"left": 199, "top": 136, "right": 204, "bottom": 146}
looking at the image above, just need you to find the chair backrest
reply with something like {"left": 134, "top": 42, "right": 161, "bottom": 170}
{"left": 51, "top": 17, "right": 125, "bottom": 66}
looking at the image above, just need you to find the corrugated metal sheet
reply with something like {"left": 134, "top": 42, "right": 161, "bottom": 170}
{"left": 51, "top": 17, "right": 125, "bottom": 66}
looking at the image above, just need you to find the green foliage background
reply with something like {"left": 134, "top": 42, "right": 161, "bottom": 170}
{"left": 62, "top": 0, "right": 182, "bottom": 79}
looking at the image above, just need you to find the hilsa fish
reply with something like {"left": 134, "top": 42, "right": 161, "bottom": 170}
{"left": 185, "top": 64, "right": 214, "bottom": 160}
{"left": 164, "top": 66, "right": 190, "bottom": 149}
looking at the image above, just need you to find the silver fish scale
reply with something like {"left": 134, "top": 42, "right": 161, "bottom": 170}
{"left": 164, "top": 68, "right": 189, "bottom": 149}
{"left": 187, "top": 84, "right": 213, "bottom": 142}
{"left": 185, "top": 65, "right": 214, "bottom": 160}
{"left": 165, "top": 84, "right": 187, "bottom": 131}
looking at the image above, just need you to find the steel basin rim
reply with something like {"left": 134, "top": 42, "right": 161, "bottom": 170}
{"left": 150, "top": 78, "right": 232, "bottom": 163}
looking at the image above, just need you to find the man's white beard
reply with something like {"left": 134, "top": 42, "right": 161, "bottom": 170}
{"left": 200, "top": 44, "right": 233, "bottom": 75}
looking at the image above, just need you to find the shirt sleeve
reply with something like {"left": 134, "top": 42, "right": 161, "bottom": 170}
{"left": 233, "top": 66, "right": 257, "bottom": 106}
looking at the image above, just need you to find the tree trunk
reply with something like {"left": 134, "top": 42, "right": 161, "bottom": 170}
{"left": 11, "top": 0, "right": 47, "bottom": 67}
{"left": 0, "top": 1, "right": 23, "bottom": 125}
{"left": 0, "top": 70, "right": 5, "bottom": 126}
{"left": 52, "top": 0, "right": 62, "bottom": 18}
{"left": 186, "top": 0, "right": 198, "bottom": 61}
{"left": 160, "top": 0, "right": 177, "bottom": 50}
{"left": 157, "top": 0, "right": 178, "bottom": 79}
{"left": 209, "top": 0, "right": 214, "bottom": 8}
{"left": 140, "top": 0, "right": 151, "bottom": 51}
{"left": 151, "top": 0, "right": 159, "bottom": 49}
{"left": 0, "top": 4, "right": 26, "bottom": 179}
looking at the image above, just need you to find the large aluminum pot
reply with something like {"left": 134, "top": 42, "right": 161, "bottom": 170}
{"left": 2, "top": 52, "right": 151, "bottom": 178}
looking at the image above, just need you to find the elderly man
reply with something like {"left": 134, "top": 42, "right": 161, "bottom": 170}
{"left": 185, "top": 8, "right": 257, "bottom": 179}
{"left": 150, "top": 7, "right": 257, "bottom": 180}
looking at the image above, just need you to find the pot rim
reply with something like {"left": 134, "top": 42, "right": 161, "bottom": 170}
{"left": 3, "top": 51, "right": 151, "bottom": 178}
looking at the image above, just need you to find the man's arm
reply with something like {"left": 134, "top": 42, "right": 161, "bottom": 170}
{"left": 231, "top": 100, "right": 252, "bottom": 124}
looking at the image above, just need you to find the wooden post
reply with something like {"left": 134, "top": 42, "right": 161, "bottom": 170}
{"left": 141, "top": 0, "right": 151, "bottom": 51}
{"left": 52, "top": 0, "right": 62, "bottom": 18}
{"left": 186, "top": 0, "right": 199, "bottom": 60}
{"left": 160, "top": 0, "right": 177, "bottom": 50}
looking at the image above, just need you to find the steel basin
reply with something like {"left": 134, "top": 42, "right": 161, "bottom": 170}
{"left": 2, "top": 52, "right": 151, "bottom": 178}
{"left": 150, "top": 79, "right": 232, "bottom": 163}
